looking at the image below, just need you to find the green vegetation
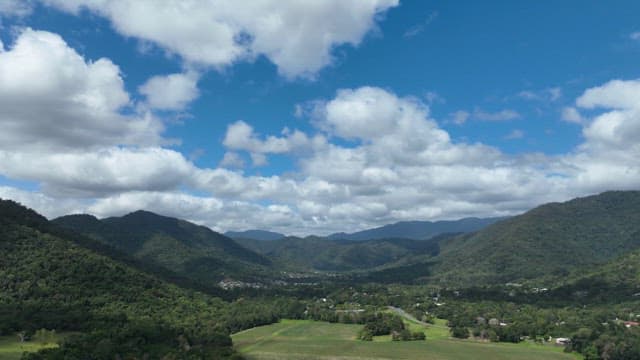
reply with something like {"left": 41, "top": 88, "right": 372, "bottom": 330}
{"left": 0, "top": 332, "right": 66, "bottom": 360}
{"left": 4, "top": 191, "right": 640, "bottom": 359}
{"left": 236, "top": 236, "right": 439, "bottom": 272}
{"left": 232, "top": 319, "right": 577, "bottom": 360}
{"left": 53, "top": 210, "right": 272, "bottom": 284}
{"left": 432, "top": 191, "right": 640, "bottom": 286}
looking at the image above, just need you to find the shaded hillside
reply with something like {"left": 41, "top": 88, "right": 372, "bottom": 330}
{"left": 53, "top": 210, "right": 272, "bottom": 285}
{"left": 0, "top": 199, "right": 236, "bottom": 358}
{"left": 225, "top": 229, "right": 285, "bottom": 241}
{"left": 545, "top": 248, "right": 640, "bottom": 303}
{"left": 237, "top": 236, "right": 440, "bottom": 272}
{"left": 432, "top": 191, "right": 640, "bottom": 286}
{"left": 327, "top": 217, "right": 506, "bottom": 241}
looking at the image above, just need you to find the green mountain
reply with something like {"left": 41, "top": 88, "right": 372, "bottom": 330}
{"left": 0, "top": 199, "right": 236, "bottom": 358}
{"left": 225, "top": 229, "right": 285, "bottom": 241}
{"left": 53, "top": 211, "right": 273, "bottom": 284}
{"left": 327, "top": 217, "right": 506, "bottom": 241}
{"left": 431, "top": 191, "right": 640, "bottom": 286}
{"left": 236, "top": 236, "right": 440, "bottom": 272}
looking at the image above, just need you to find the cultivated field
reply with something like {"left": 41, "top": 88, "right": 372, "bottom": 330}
{"left": 232, "top": 319, "right": 581, "bottom": 360}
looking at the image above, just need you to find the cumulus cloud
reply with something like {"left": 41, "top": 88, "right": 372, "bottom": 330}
{"left": 139, "top": 71, "right": 200, "bottom": 110}
{"left": 561, "top": 107, "right": 585, "bottom": 124}
{"left": 219, "top": 152, "right": 245, "bottom": 169}
{"left": 1, "top": 69, "right": 639, "bottom": 235}
{"left": 0, "top": 147, "right": 194, "bottom": 197}
{"left": 41, "top": 0, "right": 399, "bottom": 79}
{"left": 0, "top": 28, "right": 166, "bottom": 151}
{"left": 223, "top": 120, "right": 327, "bottom": 165}
{"left": 575, "top": 79, "right": 640, "bottom": 150}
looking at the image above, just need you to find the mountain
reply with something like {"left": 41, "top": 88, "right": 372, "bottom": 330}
{"left": 0, "top": 199, "right": 236, "bottom": 358}
{"left": 326, "top": 217, "right": 506, "bottom": 241}
{"left": 431, "top": 191, "right": 640, "bottom": 286}
{"left": 236, "top": 236, "right": 442, "bottom": 272}
{"left": 225, "top": 229, "right": 285, "bottom": 241}
{"left": 53, "top": 210, "right": 273, "bottom": 285}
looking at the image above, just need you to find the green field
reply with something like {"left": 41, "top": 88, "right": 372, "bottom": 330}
{"left": 0, "top": 334, "right": 62, "bottom": 360}
{"left": 232, "top": 319, "right": 580, "bottom": 360}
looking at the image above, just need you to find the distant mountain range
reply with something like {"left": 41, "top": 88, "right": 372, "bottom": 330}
{"left": 15, "top": 189, "right": 640, "bottom": 289}
{"left": 326, "top": 217, "right": 507, "bottom": 241}
{"left": 225, "top": 229, "right": 286, "bottom": 241}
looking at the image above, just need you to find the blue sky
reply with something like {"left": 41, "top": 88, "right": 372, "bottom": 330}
{"left": 0, "top": 1, "right": 639, "bottom": 235}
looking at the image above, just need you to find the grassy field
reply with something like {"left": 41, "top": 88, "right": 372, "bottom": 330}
{"left": 232, "top": 319, "right": 581, "bottom": 360}
{"left": 0, "top": 334, "right": 63, "bottom": 360}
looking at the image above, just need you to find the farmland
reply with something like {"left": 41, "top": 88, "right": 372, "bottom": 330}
{"left": 232, "top": 319, "right": 580, "bottom": 360}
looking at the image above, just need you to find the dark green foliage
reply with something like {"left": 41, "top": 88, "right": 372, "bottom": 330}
{"left": 361, "top": 313, "right": 405, "bottom": 337}
{"left": 433, "top": 191, "right": 640, "bottom": 286}
{"left": 0, "top": 199, "right": 267, "bottom": 358}
{"left": 53, "top": 210, "right": 273, "bottom": 284}
{"left": 451, "top": 326, "right": 470, "bottom": 339}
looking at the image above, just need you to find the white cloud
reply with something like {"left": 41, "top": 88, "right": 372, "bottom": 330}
{"left": 0, "top": 0, "right": 33, "bottom": 17}
{"left": 1, "top": 77, "right": 639, "bottom": 235}
{"left": 630, "top": 32, "right": 640, "bottom": 41}
{"left": 42, "top": 0, "right": 399, "bottom": 79}
{"left": 139, "top": 71, "right": 199, "bottom": 110}
{"left": 219, "top": 152, "right": 245, "bottom": 169}
{"left": 223, "top": 120, "right": 327, "bottom": 165}
{"left": 0, "top": 28, "right": 166, "bottom": 151}
{"left": 575, "top": 79, "right": 640, "bottom": 150}
{"left": 561, "top": 107, "right": 585, "bottom": 124}
{"left": 450, "top": 110, "right": 470, "bottom": 125}
{"left": 473, "top": 108, "right": 521, "bottom": 121}
{"left": 0, "top": 147, "right": 194, "bottom": 197}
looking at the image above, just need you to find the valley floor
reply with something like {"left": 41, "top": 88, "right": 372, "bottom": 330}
{"left": 232, "top": 319, "right": 580, "bottom": 360}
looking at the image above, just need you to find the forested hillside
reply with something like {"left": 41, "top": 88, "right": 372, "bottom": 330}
{"left": 237, "top": 236, "right": 440, "bottom": 271}
{"left": 0, "top": 199, "right": 237, "bottom": 358}
{"left": 431, "top": 191, "right": 640, "bottom": 286}
{"left": 53, "top": 211, "right": 273, "bottom": 285}
{"left": 327, "top": 217, "right": 505, "bottom": 241}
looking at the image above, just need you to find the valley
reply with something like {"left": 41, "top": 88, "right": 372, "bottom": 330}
{"left": 2, "top": 191, "right": 640, "bottom": 359}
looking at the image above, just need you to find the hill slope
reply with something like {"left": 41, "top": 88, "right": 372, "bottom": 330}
{"left": 327, "top": 217, "right": 506, "bottom": 241}
{"left": 432, "top": 191, "right": 640, "bottom": 286}
{"left": 0, "top": 199, "right": 235, "bottom": 358}
{"left": 53, "top": 211, "right": 272, "bottom": 285}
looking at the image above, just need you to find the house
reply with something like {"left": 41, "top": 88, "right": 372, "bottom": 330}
{"left": 555, "top": 338, "right": 571, "bottom": 345}
{"left": 624, "top": 321, "right": 639, "bottom": 328}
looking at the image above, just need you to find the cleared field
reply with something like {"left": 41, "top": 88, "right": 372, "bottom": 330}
{"left": 0, "top": 335, "right": 61, "bottom": 360}
{"left": 232, "top": 319, "right": 581, "bottom": 360}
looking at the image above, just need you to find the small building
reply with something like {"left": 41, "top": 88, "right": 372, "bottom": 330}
{"left": 624, "top": 321, "right": 639, "bottom": 328}
{"left": 556, "top": 338, "right": 571, "bottom": 345}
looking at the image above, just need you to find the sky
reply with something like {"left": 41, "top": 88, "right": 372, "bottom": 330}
{"left": 0, "top": 0, "right": 639, "bottom": 236}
